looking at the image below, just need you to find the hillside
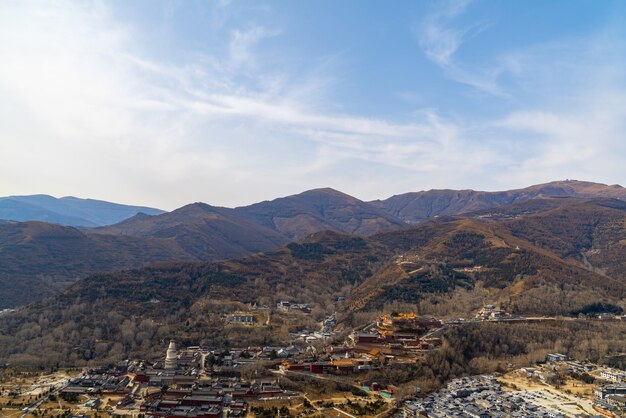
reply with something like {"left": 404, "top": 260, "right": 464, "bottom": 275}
{"left": 500, "top": 198, "right": 626, "bottom": 279}
{"left": 0, "top": 232, "right": 390, "bottom": 367}
{"left": 352, "top": 211, "right": 625, "bottom": 313}
{"left": 0, "top": 194, "right": 164, "bottom": 227}
{"left": 0, "top": 221, "right": 196, "bottom": 308}
{"left": 97, "top": 188, "right": 406, "bottom": 241}
{"left": 0, "top": 206, "right": 290, "bottom": 309}
{"left": 372, "top": 180, "right": 626, "bottom": 222}
{"left": 462, "top": 196, "right": 626, "bottom": 279}
{"left": 1, "top": 199, "right": 624, "bottom": 368}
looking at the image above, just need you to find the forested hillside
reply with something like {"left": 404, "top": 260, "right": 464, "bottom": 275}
{"left": 1, "top": 197, "right": 624, "bottom": 368}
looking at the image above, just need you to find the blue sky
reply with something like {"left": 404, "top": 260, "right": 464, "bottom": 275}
{"left": 1, "top": 0, "right": 626, "bottom": 209}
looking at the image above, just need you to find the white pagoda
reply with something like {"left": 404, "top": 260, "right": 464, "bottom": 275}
{"left": 164, "top": 340, "right": 178, "bottom": 370}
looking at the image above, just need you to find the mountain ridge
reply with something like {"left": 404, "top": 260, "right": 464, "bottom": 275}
{"left": 370, "top": 180, "right": 626, "bottom": 222}
{"left": 1, "top": 180, "right": 625, "bottom": 309}
{"left": 0, "top": 188, "right": 406, "bottom": 308}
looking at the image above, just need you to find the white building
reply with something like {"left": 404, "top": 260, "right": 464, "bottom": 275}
{"left": 165, "top": 340, "right": 178, "bottom": 370}
{"left": 601, "top": 369, "right": 626, "bottom": 383}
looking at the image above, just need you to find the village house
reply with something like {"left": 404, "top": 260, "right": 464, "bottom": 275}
{"left": 600, "top": 368, "right": 626, "bottom": 383}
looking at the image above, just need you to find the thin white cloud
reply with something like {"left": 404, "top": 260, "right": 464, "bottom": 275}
{"left": 418, "top": 0, "right": 472, "bottom": 66}
{"left": 229, "top": 26, "right": 280, "bottom": 71}
{"left": 0, "top": 1, "right": 625, "bottom": 209}
{"left": 414, "top": 0, "right": 505, "bottom": 97}
{"left": 0, "top": 0, "right": 469, "bottom": 208}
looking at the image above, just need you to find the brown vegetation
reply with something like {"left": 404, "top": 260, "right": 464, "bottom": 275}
{"left": 1, "top": 196, "right": 625, "bottom": 368}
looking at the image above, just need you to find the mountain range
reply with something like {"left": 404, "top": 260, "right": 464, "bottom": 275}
{"left": 1, "top": 180, "right": 625, "bottom": 309}
{"left": 1, "top": 193, "right": 625, "bottom": 367}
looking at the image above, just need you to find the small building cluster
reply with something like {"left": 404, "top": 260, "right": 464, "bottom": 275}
{"left": 577, "top": 312, "right": 626, "bottom": 321}
{"left": 61, "top": 371, "right": 131, "bottom": 397}
{"left": 276, "top": 300, "right": 311, "bottom": 313}
{"left": 229, "top": 313, "right": 257, "bottom": 325}
{"left": 60, "top": 340, "right": 297, "bottom": 418}
{"left": 403, "top": 375, "right": 568, "bottom": 417}
{"left": 546, "top": 353, "right": 568, "bottom": 363}
{"left": 377, "top": 313, "right": 441, "bottom": 330}
{"left": 287, "top": 312, "right": 340, "bottom": 343}
{"left": 475, "top": 305, "right": 511, "bottom": 321}
{"left": 594, "top": 384, "right": 626, "bottom": 415}
{"left": 320, "top": 313, "right": 337, "bottom": 333}
{"left": 140, "top": 377, "right": 289, "bottom": 418}
{"left": 280, "top": 355, "right": 380, "bottom": 376}
{"left": 347, "top": 313, "right": 443, "bottom": 358}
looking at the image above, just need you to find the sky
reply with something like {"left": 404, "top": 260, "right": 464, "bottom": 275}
{"left": 1, "top": 0, "right": 626, "bottom": 210}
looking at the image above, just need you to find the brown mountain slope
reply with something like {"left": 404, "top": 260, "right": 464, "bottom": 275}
{"left": 95, "top": 188, "right": 406, "bottom": 243}
{"left": 0, "top": 190, "right": 405, "bottom": 309}
{"left": 0, "top": 221, "right": 196, "bottom": 308}
{"left": 0, "top": 204, "right": 290, "bottom": 309}
{"left": 498, "top": 198, "right": 626, "bottom": 279}
{"left": 2, "top": 204, "right": 625, "bottom": 368}
{"left": 352, "top": 213, "right": 625, "bottom": 313}
{"left": 234, "top": 188, "right": 407, "bottom": 240}
{"left": 2, "top": 183, "right": 623, "bottom": 311}
{"left": 0, "top": 231, "right": 391, "bottom": 367}
{"left": 91, "top": 202, "right": 289, "bottom": 259}
{"left": 92, "top": 188, "right": 407, "bottom": 254}
{"left": 372, "top": 180, "right": 626, "bottom": 222}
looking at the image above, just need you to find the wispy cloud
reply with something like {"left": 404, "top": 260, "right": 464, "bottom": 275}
{"left": 414, "top": 0, "right": 504, "bottom": 96}
{"left": 228, "top": 26, "right": 280, "bottom": 71}
{"left": 0, "top": 1, "right": 474, "bottom": 207}
{"left": 417, "top": 0, "right": 473, "bottom": 66}
{"left": 0, "top": 1, "right": 625, "bottom": 208}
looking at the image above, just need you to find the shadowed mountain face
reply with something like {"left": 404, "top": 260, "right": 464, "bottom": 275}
{"left": 0, "top": 194, "right": 164, "bottom": 227}
{"left": 371, "top": 180, "right": 626, "bottom": 223}
{"left": 0, "top": 204, "right": 290, "bottom": 309}
{"left": 0, "top": 221, "right": 196, "bottom": 308}
{"left": 1, "top": 197, "right": 625, "bottom": 368}
{"left": 91, "top": 202, "right": 289, "bottom": 259}
{"left": 91, "top": 188, "right": 406, "bottom": 253}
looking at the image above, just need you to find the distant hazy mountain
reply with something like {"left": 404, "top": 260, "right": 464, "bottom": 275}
{"left": 0, "top": 194, "right": 165, "bottom": 227}
{"left": 371, "top": 180, "right": 626, "bottom": 222}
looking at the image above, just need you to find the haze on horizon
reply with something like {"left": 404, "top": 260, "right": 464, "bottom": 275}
{"left": 1, "top": 0, "right": 626, "bottom": 211}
